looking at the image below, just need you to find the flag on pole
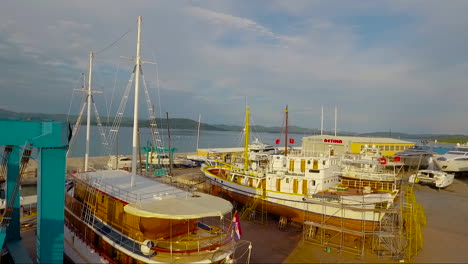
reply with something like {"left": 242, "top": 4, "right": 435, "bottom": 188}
{"left": 233, "top": 212, "right": 243, "bottom": 241}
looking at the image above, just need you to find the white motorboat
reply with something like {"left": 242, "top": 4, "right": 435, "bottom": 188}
{"left": 433, "top": 143, "right": 468, "bottom": 173}
{"left": 409, "top": 170, "right": 454, "bottom": 188}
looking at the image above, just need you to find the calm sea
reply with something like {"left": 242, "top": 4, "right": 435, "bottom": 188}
{"left": 67, "top": 126, "right": 307, "bottom": 157}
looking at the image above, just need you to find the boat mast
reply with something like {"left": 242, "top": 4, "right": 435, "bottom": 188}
{"left": 166, "top": 112, "right": 173, "bottom": 176}
{"left": 320, "top": 105, "right": 323, "bottom": 136}
{"left": 244, "top": 106, "right": 250, "bottom": 170}
{"left": 196, "top": 114, "right": 201, "bottom": 151}
{"left": 131, "top": 16, "right": 142, "bottom": 187}
{"left": 285, "top": 105, "right": 288, "bottom": 157}
{"left": 85, "top": 51, "right": 94, "bottom": 171}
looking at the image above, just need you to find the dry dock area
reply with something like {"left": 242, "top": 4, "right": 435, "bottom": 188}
{"left": 167, "top": 167, "right": 468, "bottom": 263}
{"left": 17, "top": 156, "right": 468, "bottom": 263}
{"left": 281, "top": 178, "right": 468, "bottom": 263}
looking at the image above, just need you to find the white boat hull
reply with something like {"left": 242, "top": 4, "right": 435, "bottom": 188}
{"left": 203, "top": 167, "right": 396, "bottom": 232}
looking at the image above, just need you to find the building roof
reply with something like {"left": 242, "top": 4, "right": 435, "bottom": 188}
{"left": 302, "top": 135, "right": 414, "bottom": 144}
{"left": 198, "top": 147, "right": 244, "bottom": 153}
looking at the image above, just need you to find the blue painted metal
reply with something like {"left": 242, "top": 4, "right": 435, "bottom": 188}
{"left": 37, "top": 147, "right": 67, "bottom": 263}
{"left": 6, "top": 146, "right": 21, "bottom": 242}
{"left": 0, "top": 120, "right": 69, "bottom": 264}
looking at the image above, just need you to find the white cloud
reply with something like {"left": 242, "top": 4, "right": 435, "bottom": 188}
{"left": 186, "top": 6, "right": 286, "bottom": 42}
{"left": 0, "top": 0, "right": 468, "bottom": 134}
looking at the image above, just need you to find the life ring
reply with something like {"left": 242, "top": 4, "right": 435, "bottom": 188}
{"left": 141, "top": 240, "right": 156, "bottom": 256}
{"left": 378, "top": 157, "right": 387, "bottom": 165}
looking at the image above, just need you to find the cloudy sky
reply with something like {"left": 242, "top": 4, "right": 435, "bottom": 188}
{"left": 1, "top": 0, "right": 468, "bottom": 134}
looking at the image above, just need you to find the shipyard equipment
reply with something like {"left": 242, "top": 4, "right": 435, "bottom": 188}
{"left": 0, "top": 120, "right": 70, "bottom": 263}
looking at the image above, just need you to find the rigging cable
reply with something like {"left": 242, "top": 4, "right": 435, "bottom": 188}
{"left": 66, "top": 73, "right": 86, "bottom": 122}
{"left": 107, "top": 61, "right": 121, "bottom": 125}
{"left": 94, "top": 28, "right": 132, "bottom": 55}
{"left": 151, "top": 50, "right": 165, "bottom": 143}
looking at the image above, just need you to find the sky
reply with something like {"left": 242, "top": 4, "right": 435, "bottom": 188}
{"left": 1, "top": 0, "right": 468, "bottom": 135}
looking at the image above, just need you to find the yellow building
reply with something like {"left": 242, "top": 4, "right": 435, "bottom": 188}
{"left": 302, "top": 135, "right": 414, "bottom": 157}
{"left": 197, "top": 147, "right": 244, "bottom": 162}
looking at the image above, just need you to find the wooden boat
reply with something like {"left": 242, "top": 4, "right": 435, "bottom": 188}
{"left": 65, "top": 170, "right": 235, "bottom": 263}
{"left": 202, "top": 106, "right": 399, "bottom": 233}
{"left": 64, "top": 16, "right": 239, "bottom": 263}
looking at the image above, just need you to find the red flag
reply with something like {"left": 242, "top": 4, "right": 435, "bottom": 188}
{"left": 233, "top": 212, "right": 243, "bottom": 240}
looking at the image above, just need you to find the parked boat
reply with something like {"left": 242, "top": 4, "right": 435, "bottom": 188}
{"left": 409, "top": 170, "right": 454, "bottom": 188}
{"left": 64, "top": 16, "right": 239, "bottom": 264}
{"left": 65, "top": 170, "right": 236, "bottom": 263}
{"left": 248, "top": 138, "right": 277, "bottom": 161}
{"left": 146, "top": 152, "right": 197, "bottom": 168}
{"left": 394, "top": 145, "right": 435, "bottom": 170}
{"left": 106, "top": 155, "right": 132, "bottom": 170}
{"left": 339, "top": 145, "right": 404, "bottom": 182}
{"left": 202, "top": 106, "right": 399, "bottom": 232}
{"left": 433, "top": 143, "right": 468, "bottom": 173}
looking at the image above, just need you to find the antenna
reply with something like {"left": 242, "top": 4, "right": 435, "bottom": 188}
{"left": 334, "top": 105, "right": 337, "bottom": 137}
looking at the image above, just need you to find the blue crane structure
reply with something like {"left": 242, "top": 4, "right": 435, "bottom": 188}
{"left": 0, "top": 120, "right": 70, "bottom": 263}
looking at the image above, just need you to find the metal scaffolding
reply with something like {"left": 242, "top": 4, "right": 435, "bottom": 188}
{"left": 302, "top": 179, "right": 426, "bottom": 262}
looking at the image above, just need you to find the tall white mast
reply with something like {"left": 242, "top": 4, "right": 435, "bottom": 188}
{"left": 196, "top": 114, "right": 201, "bottom": 151}
{"left": 85, "top": 52, "right": 94, "bottom": 171}
{"left": 131, "top": 16, "right": 142, "bottom": 187}
{"left": 320, "top": 105, "right": 323, "bottom": 136}
{"left": 334, "top": 105, "right": 337, "bottom": 137}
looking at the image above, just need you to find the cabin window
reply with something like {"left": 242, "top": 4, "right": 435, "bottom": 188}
{"left": 375, "top": 201, "right": 388, "bottom": 209}
{"left": 302, "top": 180, "right": 308, "bottom": 194}
{"left": 286, "top": 178, "right": 289, "bottom": 184}
{"left": 307, "top": 160, "right": 311, "bottom": 165}
{"left": 385, "top": 145, "right": 389, "bottom": 151}
{"left": 289, "top": 160, "right": 295, "bottom": 171}
{"left": 311, "top": 180, "right": 316, "bottom": 186}
{"left": 390, "top": 146, "right": 395, "bottom": 151}
{"left": 323, "top": 160, "right": 326, "bottom": 165}
{"left": 395, "top": 146, "right": 400, "bottom": 151}
{"left": 293, "top": 179, "right": 298, "bottom": 194}
{"left": 101, "top": 195, "right": 105, "bottom": 203}
{"left": 276, "top": 179, "right": 281, "bottom": 192}
{"left": 379, "top": 145, "right": 384, "bottom": 151}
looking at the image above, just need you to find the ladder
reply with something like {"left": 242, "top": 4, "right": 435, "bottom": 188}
{"left": 240, "top": 195, "right": 267, "bottom": 224}
{"left": 0, "top": 144, "right": 33, "bottom": 248}
{"left": 81, "top": 177, "right": 102, "bottom": 227}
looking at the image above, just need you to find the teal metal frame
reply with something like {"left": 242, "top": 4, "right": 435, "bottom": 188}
{"left": 142, "top": 141, "right": 175, "bottom": 176}
{"left": 0, "top": 120, "right": 69, "bottom": 264}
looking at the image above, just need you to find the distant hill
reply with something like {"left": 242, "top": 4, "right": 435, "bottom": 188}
{"left": 358, "top": 131, "right": 468, "bottom": 140}
{"left": 1, "top": 108, "right": 467, "bottom": 138}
